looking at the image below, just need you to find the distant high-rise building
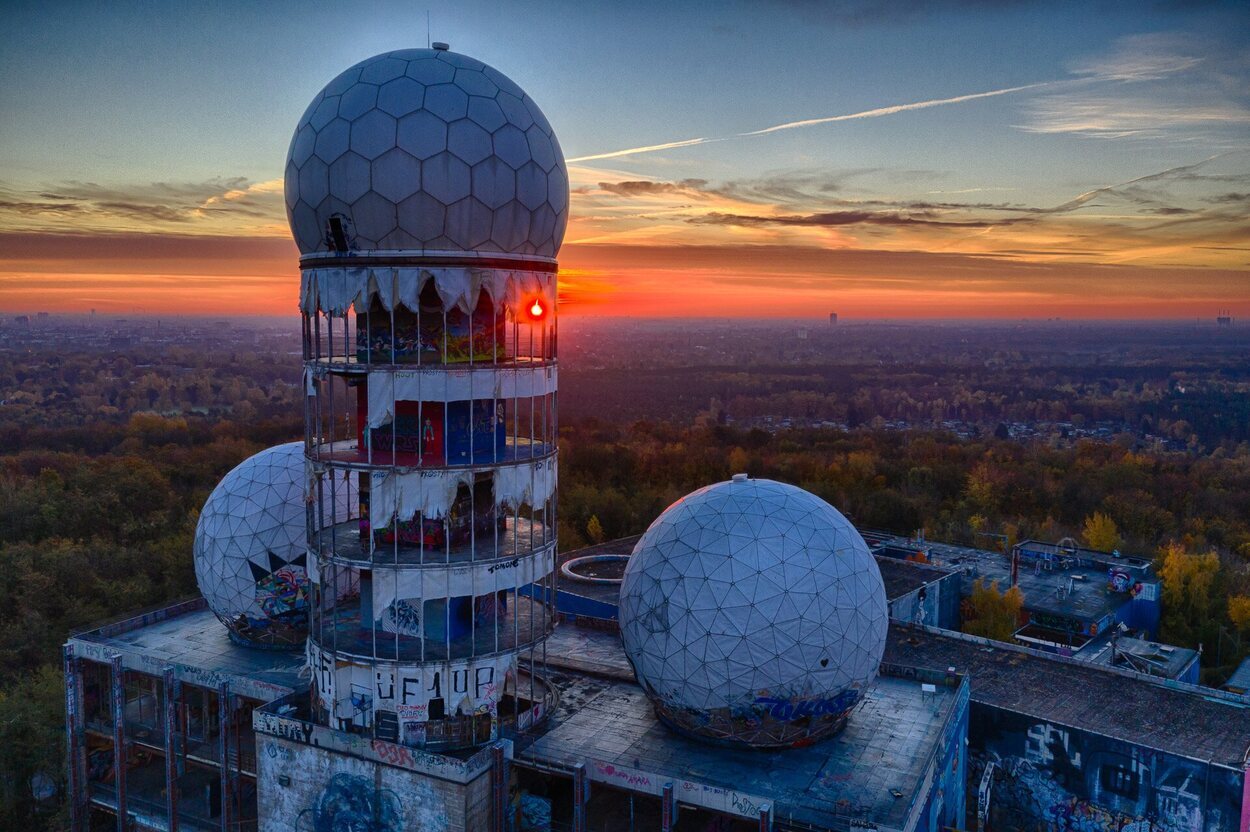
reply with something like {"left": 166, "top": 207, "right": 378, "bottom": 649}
{"left": 1217, "top": 309, "right": 1233, "bottom": 327}
{"left": 829, "top": 312, "right": 838, "bottom": 325}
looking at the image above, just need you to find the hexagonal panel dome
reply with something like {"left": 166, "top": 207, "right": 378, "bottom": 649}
{"left": 285, "top": 48, "right": 568, "bottom": 259}
{"left": 193, "top": 443, "right": 346, "bottom": 648}
{"left": 619, "top": 476, "right": 888, "bottom": 748}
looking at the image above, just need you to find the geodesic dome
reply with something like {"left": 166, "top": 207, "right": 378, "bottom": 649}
{"left": 194, "top": 443, "right": 334, "bottom": 648}
{"left": 619, "top": 476, "right": 888, "bottom": 748}
{"left": 284, "top": 47, "right": 568, "bottom": 257}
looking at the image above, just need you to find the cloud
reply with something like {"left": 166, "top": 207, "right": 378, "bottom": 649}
{"left": 1021, "top": 94, "right": 1250, "bottom": 138}
{"left": 1070, "top": 33, "right": 1203, "bottom": 82}
{"left": 690, "top": 210, "right": 1014, "bottom": 228}
{"left": 596, "top": 179, "right": 709, "bottom": 196}
{"left": 0, "top": 177, "right": 287, "bottom": 235}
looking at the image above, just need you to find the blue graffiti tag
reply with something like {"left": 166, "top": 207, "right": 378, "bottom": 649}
{"left": 753, "top": 688, "right": 859, "bottom": 722}
{"left": 298, "top": 772, "right": 402, "bottom": 832}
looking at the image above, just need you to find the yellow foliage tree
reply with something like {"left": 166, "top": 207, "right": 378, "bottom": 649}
{"left": 728, "top": 446, "right": 750, "bottom": 475}
{"left": 962, "top": 579, "right": 1025, "bottom": 642}
{"left": 586, "top": 514, "right": 606, "bottom": 545}
{"left": 1229, "top": 596, "right": 1250, "bottom": 633}
{"left": 1083, "top": 511, "right": 1122, "bottom": 553}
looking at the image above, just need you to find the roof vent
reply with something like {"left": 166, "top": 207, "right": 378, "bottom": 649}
{"left": 731, "top": 473, "right": 749, "bottom": 483}
{"left": 432, "top": 42, "right": 450, "bottom": 51}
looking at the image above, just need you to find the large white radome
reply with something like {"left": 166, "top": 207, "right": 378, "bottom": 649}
{"left": 194, "top": 443, "right": 324, "bottom": 647}
{"left": 619, "top": 477, "right": 888, "bottom": 748}
{"left": 284, "top": 48, "right": 568, "bottom": 258}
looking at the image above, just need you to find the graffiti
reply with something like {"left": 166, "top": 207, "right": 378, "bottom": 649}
{"left": 256, "top": 566, "right": 310, "bottom": 617}
{"left": 383, "top": 600, "right": 421, "bottom": 635}
{"left": 487, "top": 557, "right": 521, "bottom": 573}
{"left": 753, "top": 688, "right": 858, "bottom": 722}
{"left": 371, "top": 739, "right": 414, "bottom": 767}
{"left": 264, "top": 741, "right": 293, "bottom": 761}
{"left": 971, "top": 708, "right": 1242, "bottom": 832}
{"left": 731, "top": 792, "right": 765, "bottom": 817}
{"left": 255, "top": 712, "right": 313, "bottom": 744}
{"left": 593, "top": 761, "right": 653, "bottom": 789}
{"left": 297, "top": 773, "right": 402, "bottom": 832}
{"left": 1108, "top": 569, "right": 1133, "bottom": 593}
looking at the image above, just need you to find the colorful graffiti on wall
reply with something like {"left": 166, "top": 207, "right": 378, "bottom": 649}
{"left": 969, "top": 708, "right": 1243, "bottom": 832}
{"left": 298, "top": 773, "right": 402, "bottom": 832}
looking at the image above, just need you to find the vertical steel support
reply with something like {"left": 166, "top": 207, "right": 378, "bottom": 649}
{"left": 491, "top": 743, "right": 507, "bottom": 832}
{"left": 661, "top": 782, "right": 675, "bottom": 832}
{"left": 63, "top": 646, "right": 85, "bottom": 831}
{"left": 572, "top": 762, "right": 588, "bottom": 832}
{"left": 109, "top": 652, "right": 127, "bottom": 832}
{"left": 163, "top": 667, "right": 180, "bottom": 832}
{"left": 758, "top": 803, "right": 772, "bottom": 832}
{"left": 217, "top": 682, "right": 230, "bottom": 831}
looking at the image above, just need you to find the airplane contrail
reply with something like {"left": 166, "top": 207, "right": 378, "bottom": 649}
{"left": 567, "top": 81, "right": 1060, "bottom": 164}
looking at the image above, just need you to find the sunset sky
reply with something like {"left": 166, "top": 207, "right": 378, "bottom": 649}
{"left": 1, "top": 0, "right": 1247, "bottom": 319}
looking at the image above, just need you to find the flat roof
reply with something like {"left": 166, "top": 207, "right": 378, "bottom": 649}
{"left": 875, "top": 556, "right": 957, "bottom": 599}
{"left": 884, "top": 624, "right": 1250, "bottom": 769}
{"left": 1074, "top": 634, "right": 1198, "bottom": 679}
{"left": 67, "top": 598, "right": 305, "bottom": 702}
{"left": 528, "top": 624, "right": 962, "bottom": 831}
{"left": 880, "top": 537, "right": 1129, "bottom": 625}
{"left": 1225, "top": 657, "right": 1250, "bottom": 692}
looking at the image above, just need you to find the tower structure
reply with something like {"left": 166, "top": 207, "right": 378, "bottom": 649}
{"left": 286, "top": 45, "right": 566, "bottom": 750}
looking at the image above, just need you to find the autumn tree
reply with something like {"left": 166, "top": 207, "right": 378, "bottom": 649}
{"left": 1158, "top": 543, "right": 1223, "bottom": 648}
{"left": 962, "top": 579, "right": 1025, "bottom": 642}
{"left": 586, "top": 514, "right": 606, "bottom": 544}
{"left": 1083, "top": 511, "right": 1122, "bottom": 553}
{"left": 1229, "top": 596, "right": 1250, "bottom": 634}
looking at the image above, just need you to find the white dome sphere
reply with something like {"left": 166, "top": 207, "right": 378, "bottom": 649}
{"left": 619, "top": 477, "right": 888, "bottom": 748}
{"left": 284, "top": 48, "right": 568, "bottom": 258}
{"left": 194, "top": 443, "right": 324, "bottom": 647}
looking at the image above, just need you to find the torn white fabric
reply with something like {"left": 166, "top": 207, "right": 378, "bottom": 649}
{"left": 366, "top": 365, "right": 558, "bottom": 428}
{"left": 369, "top": 459, "right": 557, "bottom": 527}
{"left": 371, "top": 546, "right": 555, "bottom": 614}
{"left": 300, "top": 266, "right": 555, "bottom": 317}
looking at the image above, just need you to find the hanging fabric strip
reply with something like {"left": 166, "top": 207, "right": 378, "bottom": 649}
{"left": 371, "top": 546, "right": 555, "bottom": 614}
{"left": 300, "top": 266, "right": 555, "bottom": 318}
{"left": 366, "top": 365, "right": 558, "bottom": 428}
{"left": 368, "top": 458, "right": 557, "bottom": 527}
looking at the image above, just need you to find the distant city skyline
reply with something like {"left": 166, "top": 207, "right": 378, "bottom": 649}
{"left": 1, "top": 0, "right": 1247, "bottom": 318}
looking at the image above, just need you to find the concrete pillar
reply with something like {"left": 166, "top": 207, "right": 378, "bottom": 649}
{"left": 217, "top": 682, "right": 231, "bottom": 831}
{"left": 661, "top": 782, "right": 675, "bottom": 832}
{"left": 109, "top": 652, "right": 126, "bottom": 832}
{"left": 758, "top": 803, "right": 772, "bottom": 832}
{"left": 63, "top": 646, "right": 86, "bottom": 832}
{"left": 162, "top": 668, "right": 180, "bottom": 832}
{"left": 572, "top": 762, "right": 588, "bottom": 832}
{"left": 492, "top": 743, "right": 508, "bottom": 832}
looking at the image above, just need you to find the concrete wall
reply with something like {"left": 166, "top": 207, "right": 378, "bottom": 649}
{"left": 889, "top": 571, "right": 961, "bottom": 631}
{"left": 968, "top": 706, "right": 1243, "bottom": 832}
{"left": 257, "top": 735, "right": 493, "bottom": 832}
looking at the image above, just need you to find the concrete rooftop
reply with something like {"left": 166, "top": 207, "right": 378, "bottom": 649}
{"left": 529, "top": 623, "right": 961, "bottom": 831}
{"left": 884, "top": 623, "right": 1250, "bottom": 769}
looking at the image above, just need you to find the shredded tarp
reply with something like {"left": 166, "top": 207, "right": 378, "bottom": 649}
{"left": 366, "top": 365, "right": 557, "bottom": 428}
{"left": 300, "top": 266, "right": 555, "bottom": 317}
{"left": 368, "top": 459, "right": 556, "bottom": 527}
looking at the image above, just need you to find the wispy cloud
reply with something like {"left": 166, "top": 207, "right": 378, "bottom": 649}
{"left": 0, "top": 177, "right": 287, "bottom": 235}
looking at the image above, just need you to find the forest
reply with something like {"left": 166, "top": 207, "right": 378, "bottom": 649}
{"left": 1, "top": 320, "right": 1249, "bottom": 826}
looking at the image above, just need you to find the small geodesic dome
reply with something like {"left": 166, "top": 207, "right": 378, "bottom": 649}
{"left": 194, "top": 443, "right": 327, "bottom": 647}
{"left": 619, "top": 475, "right": 888, "bottom": 748}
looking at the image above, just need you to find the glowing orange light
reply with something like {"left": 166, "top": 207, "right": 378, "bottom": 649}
{"left": 529, "top": 298, "right": 545, "bottom": 319}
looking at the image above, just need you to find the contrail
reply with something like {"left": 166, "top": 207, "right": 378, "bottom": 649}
{"left": 740, "top": 82, "right": 1056, "bottom": 136}
{"left": 568, "top": 137, "right": 717, "bottom": 163}
{"left": 567, "top": 81, "right": 1059, "bottom": 164}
